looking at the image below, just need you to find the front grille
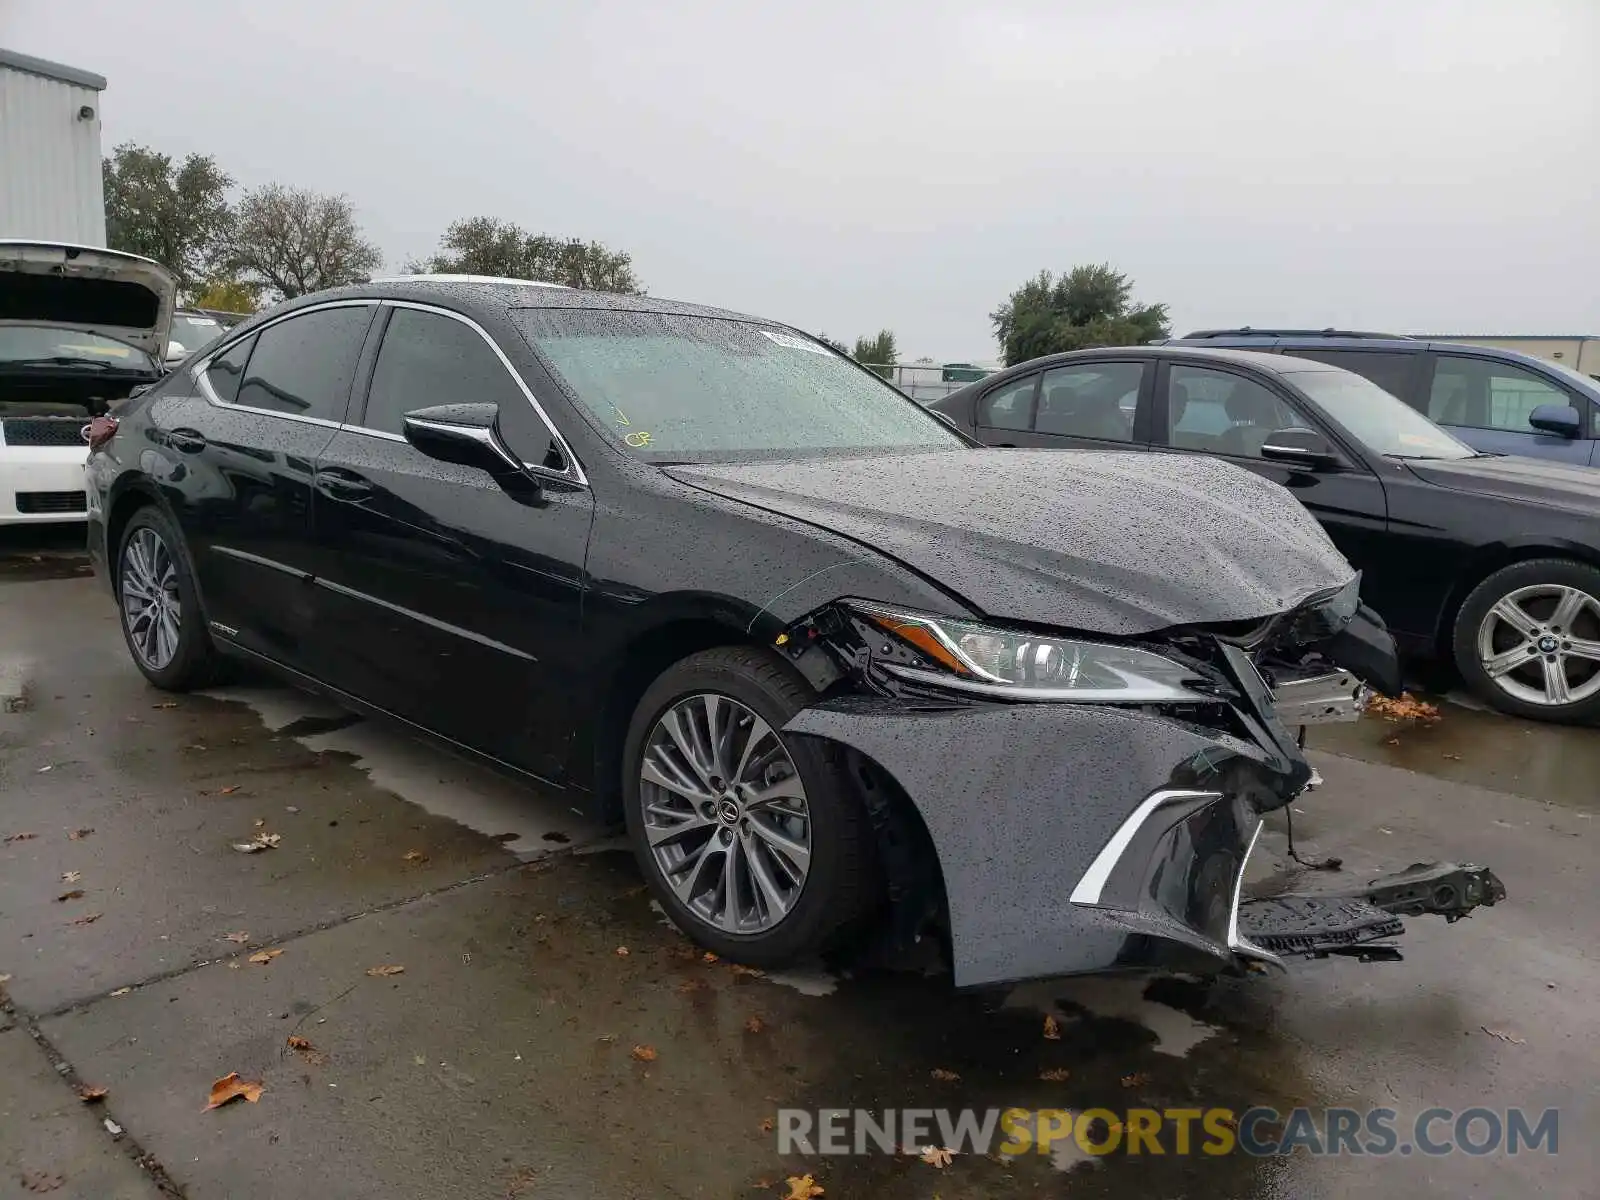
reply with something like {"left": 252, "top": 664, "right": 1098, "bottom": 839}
{"left": 15, "top": 490, "right": 88, "bottom": 515}
{"left": 1, "top": 418, "right": 88, "bottom": 447}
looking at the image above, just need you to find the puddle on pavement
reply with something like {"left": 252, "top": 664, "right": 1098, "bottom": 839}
{"left": 1310, "top": 698, "right": 1600, "bottom": 813}
{"left": 0, "top": 528, "right": 93, "bottom": 584}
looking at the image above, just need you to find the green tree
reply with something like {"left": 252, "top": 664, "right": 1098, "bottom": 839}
{"left": 226, "top": 185, "right": 384, "bottom": 300}
{"left": 415, "top": 217, "right": 644, "bottom": 293}
{"left": 814, "top": 333, "right": 849, "bottom": 354}
{"left": 989, "top": 264, "right": 1169, "bottom": 365}
{"left": 190, "top": 278, "right": 262, "bottom": 315}
{"left": 852, "top": 330, "right": 899, "bottom": 379}
{"left": 102, "top": 143, "right": 233, "bottom": 301}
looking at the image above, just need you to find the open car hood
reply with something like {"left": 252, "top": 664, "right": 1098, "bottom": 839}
{"left": 0, "top": 241, "right": 177, "bottom": 358}
{"left": 667, "top": 449, "right": 1357, "bottom": 635}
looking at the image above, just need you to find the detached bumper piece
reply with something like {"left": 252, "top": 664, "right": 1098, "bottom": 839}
{"left": 1238, "top": 862, "right": 1506, "bottom": 964}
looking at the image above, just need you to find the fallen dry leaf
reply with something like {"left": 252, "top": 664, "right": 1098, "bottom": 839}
{"left": 1039, "top": 1067, "right": 1071, "bottom": 1081}
{"left": 286, "top": 1035, "right": 326, "bottom": 1065}
{"left": 56, "top": 889, "right": 86, "bottom": 902}
{"left": 919, "top": 1146, "right": 956, "bottom": 1169}
{"left": 783, "top": 1175, "right": 824, "bottom": 1200}
{"left": 729, "top": 963, "right": 765, "bottom": 978}
{"left": 1042, "top": 1014, "right": 1061, "bottom": 1040}
{"left": 630, "top": 1044, "right": 658, "bottom": 1062}
{"left": 253, "top": 818, "right": 265, "bottom": 828}
{"left": 69, "top": 912, "right": 102, "bottom": 926}
{"left": 248, "top": 950, "right": 282, "bottom": 966}
{"left": 4, "top": 831, "right": 38, "bottom": 843}
{"left": 744, "top": 1015, "right": 765, "bottom": 1033}
{"left": 286, "top": 1035, "right": 313, "bottom": 1050}
{"left": 36, "top": 764, "right": 54, "bottom": 773}
{"left": 1121, "top": 1071, "right": 1150, "bottom": 1088}
{"left": 152, "top": 701, "right": 178, "bottom": 709}
{"left": 760, "top": 1117, "right": 775, "bottom": 1133}
{"left": 403, "top": 849, "right": 428, "bottom": 863}
{"left": 60, "top": 871, "right": 81, "bottom": 883}
{"left": 676, "top": 977, "right": 705, "bottom": 994}
{"left": 0, "top": 973, "right": 12, "bottom": 985}
{"left": 232, "top": 831, "right": 281, "bottom": 853}
{"left": 218, "top": 785, "right": 241, "bottom": 795}
{"left": 1482, "top": 1026, "right": 1526, "bottom": 1044}
{"left": 76, "top": 1084, "right": 108, "bottom": 1103}
{"left": 365, "top": 964, "right": 405, "bottom": 977}
{"left": 222, "top": 931, "right": 250, "bottom": 944}
{"left": 1384, "top": 735, "right": 1400, "bottom": 746}
{"left": 109, "top": 987, "right": 131, "bottom": 997}
{"left": 615, "top": 946, "right": 630, "bottom": 957}
{"left": 205, "top": 1072, "right": 264, "bottom": 1110}
{"left": 1367, "top": 692, "right": 1441, "bottom": 724}
{"left": 67, "top": 828, "right": 94, "bottom": 841}
{"left": 930, "top": 1067, "right": 960, "bottom": 1082}
{"left": 596, "top": 1033, "right": 618, "bottom": 1043}
{"left": 702, "top": 951, "right": 719, "bottom": 963}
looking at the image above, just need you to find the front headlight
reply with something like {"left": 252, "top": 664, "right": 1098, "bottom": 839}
{"left": 847, "top": 601, "right": 1214, "bottom": 703}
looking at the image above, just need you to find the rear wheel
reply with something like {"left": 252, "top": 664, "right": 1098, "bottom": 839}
{"left": 1452, "top": 558, "right": 1600, "bottom": 723}
{"left": 621, "top": 646, "right": 874, "bottom": 965}
{"left": 116, "top": 505, "right": 226, "bottom": 691}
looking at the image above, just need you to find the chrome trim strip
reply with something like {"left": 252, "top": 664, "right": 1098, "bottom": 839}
{"left": 380, "top": 299, "right": 587, "bottom": 486}
{"left": 880, "top": 662, "right": 1216, "bottom": 705}
{"left": 209, "top": 544, "right": 308, "bottom": 579}
{"left": 314, "top": 576, "right": 538, "bottom": 662}
{"left": 1227, "top": 820, "right": 1284, "bottom": 967}
{"left": 369, "top": 274, "right": 569, "bottom": 289}
{"left": 337, "top": 425, "right": 408, "bottom": 444}
{"left": 1069, "top": 788, "right": 1222, "bottom": 906}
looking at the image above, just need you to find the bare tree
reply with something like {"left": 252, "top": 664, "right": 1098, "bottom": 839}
{"left": 227, "top": 185, "right": 384, "bottom": 300}
{"left": 414, "top": 216, "right": 644, "bottom": 293}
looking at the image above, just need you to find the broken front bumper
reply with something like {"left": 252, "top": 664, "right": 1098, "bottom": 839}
{"left": 785, "top": 697, "right": 1302, "bottom": 988}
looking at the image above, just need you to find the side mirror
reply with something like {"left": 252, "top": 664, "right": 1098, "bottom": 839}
{"left": 1528, "top": 403, "right": 1581, "bottom": 438}
{"left": 164, "top": 341, "right": 188, "bottom": 365}
{"left": 402, "top": 403, "right": 522, "bottom": 474}
{"left": 1259, "top": 426, "right": 1339, "bottom": 468}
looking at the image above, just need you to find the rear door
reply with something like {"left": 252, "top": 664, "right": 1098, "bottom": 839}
{"left": 974, "top": 361, "right": 1151, "bottom": 451}
{"left": 177, "top": 302, "right": 376, "bottom": 669}
{"left": 1422, "top": 351, "right": 1595, "bottom": 464}
{"left": 307, "top": 302, "right": 593, "bottom": 779}
{"left": 1150, "top": 359, "right": 1391, "bottom": 587}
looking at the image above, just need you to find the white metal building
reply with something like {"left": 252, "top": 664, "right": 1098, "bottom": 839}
{"left": 0, "top": 48, "right": 108, "bottom": 245}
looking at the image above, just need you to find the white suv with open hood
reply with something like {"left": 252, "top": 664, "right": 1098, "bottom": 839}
{"left": 1, "top": 241, "right": 175, "bottom": 525}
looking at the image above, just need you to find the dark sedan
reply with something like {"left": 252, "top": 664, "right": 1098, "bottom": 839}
{"left": 83, "top": 281, "right": 1496, "bottom": 985}
{"left": 934, "top": 346, "right": 1600, "bottom": 724}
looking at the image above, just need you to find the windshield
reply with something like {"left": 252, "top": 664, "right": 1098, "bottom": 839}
{"left": 515, "top": 310, "right": 965, "bottom": 462}
{"left": 168, "top": 314, "right": 224, "bottom": 357}
{"left": 0, "top": 325, "right": 157, "bottom": 372}
{"left": 1290, "top": 368, "right": 1477, "bottom": 460}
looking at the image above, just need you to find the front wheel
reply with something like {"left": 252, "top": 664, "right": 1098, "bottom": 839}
{"left": 1452, "top": 558, "right": 1600, "bottom": 723}
{"left": 621, "top": 647, "right": 875, "bottom": 966}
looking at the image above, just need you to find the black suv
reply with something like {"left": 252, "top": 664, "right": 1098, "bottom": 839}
{"left": 1164, "top": 329, "right": 1600, "bottom": 468}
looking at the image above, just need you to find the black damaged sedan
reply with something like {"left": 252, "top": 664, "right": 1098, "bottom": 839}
{"left": 84, "top": 279, "right": 1498, "bottom": 986}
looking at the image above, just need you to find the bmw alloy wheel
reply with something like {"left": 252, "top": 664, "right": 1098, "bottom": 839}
{"left": 638, "top": 692, "right": 812, "bottom": 934}
{"left": 1476, "top": 583, "right": 1600, "bottom": 708}
{"left": 120, "top": 526, "right": 183, "bottom": 671}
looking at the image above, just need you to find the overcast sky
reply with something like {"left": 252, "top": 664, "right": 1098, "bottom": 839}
{"left": 7, "top": 0, "right": 1598, "bottom": 359}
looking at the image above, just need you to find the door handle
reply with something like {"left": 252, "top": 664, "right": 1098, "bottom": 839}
{"left": 314, "top": 470, "right": 374, "bottom": 501}
{"left": 167, "top": 427, "right": 208, "bottom": 453}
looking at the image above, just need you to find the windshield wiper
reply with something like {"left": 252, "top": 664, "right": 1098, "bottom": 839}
{"left": 2, "top": 356, "right": 122, "bottom": 371}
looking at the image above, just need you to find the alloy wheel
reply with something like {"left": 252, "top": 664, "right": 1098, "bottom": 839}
{"left": 1475, "top": 583, "right": 1600, "bottom": 708}
{"left": 120, "top": 527, "right": 183, "bottom": 671}
{"left": 638, "top": 692, "right": 812, "bottom": 935}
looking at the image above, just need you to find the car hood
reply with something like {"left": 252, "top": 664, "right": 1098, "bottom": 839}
{"left": 0, "top": 241, "right": 176, "bottom": 358}
{"left": 1404, "top": 454, "right": 1600, "bottom": 516}
{"left": 666, "top": 449, "right": 1356, "bottom": 635}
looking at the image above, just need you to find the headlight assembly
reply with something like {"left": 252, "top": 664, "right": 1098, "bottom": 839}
{"left": 847, "top": 601, "right": 1214, "bottom": 703}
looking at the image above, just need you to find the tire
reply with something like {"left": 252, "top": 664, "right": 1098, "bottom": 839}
{"left": 621, "top": 646, "right": 875, "bottom": 966}
{"left": 115, "top": 505, "right": 227, "bottom": 691}
{"left": 1451, "top": 557, "right": 1600, "bottom": 723}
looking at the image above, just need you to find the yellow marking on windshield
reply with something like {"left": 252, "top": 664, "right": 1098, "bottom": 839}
{"left": 623, "top": 430, "right": 653, "bottom": 448}
{"left": 611, "top": 405, "right": 631, "bottom": 427}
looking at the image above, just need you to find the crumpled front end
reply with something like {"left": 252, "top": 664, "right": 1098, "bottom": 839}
{"left": 775, "top": 579, "right": 1402, "bottom": 988}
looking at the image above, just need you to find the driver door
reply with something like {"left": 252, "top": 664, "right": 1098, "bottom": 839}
{"left": 1149, "top": 360, "right": 1389, "bottom": 579}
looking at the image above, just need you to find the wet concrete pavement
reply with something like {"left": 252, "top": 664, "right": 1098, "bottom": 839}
{"left": 1, "top": 528, "right": 1595, "bottom": 1198}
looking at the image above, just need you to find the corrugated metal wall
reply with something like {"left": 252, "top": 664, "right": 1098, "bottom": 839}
{"left": 0, "top": 65, "right": 107, "bottom": 245}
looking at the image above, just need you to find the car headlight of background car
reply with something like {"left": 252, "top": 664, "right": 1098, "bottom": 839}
{"left": 846, "top": 601, "right": 1215, "bottom": 703}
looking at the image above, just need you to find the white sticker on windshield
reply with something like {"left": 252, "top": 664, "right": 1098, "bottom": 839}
{"left": 759, "top": 329, "right": 834, "bottom": 355}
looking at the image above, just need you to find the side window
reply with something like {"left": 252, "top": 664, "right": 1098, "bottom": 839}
{"left": 1035, "top": 363, "right": 1142, "bottom": 441}
{"left": 363, "top": 308, "right": 529, "bottom": 436}
{"left": 204, "top": 335, "right": 256, "bottom": 405}
{"left": 1283, "top": 350, "right": 1416, "bottom": 402}
{"left": 235, "top": 306, "right": 374, "bottom": 422}
{"left": 978, "top": 375, "right": 1036, "bottom": 431}
{"left": 1428, "top": 356, "right": 1572, "bottom": 432}
{"left": 1166, "top": 365, "right": 1305, "bottom": 459}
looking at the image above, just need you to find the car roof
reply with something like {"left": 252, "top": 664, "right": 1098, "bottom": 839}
{"left": 984, "top": 344, "right": 1321, "bottom": 378}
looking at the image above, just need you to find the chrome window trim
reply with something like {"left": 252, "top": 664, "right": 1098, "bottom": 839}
{"left": 1069, "top": 788, "right": 1221, "bottom": 906}
{"left": 1227, "top": 820, "right": 1283, "bottom": 967}
{"left": 190, "top": 297, "right": 589, "bottom": 486}
{"left": 191, "top": 299, "right": 378, "bottom": 431}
